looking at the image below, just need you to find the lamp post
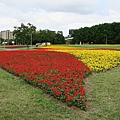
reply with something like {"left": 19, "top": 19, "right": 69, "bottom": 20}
{"left": 31, "top": 31, "right": 32, "bottom": 47}
{"left": 27, "top": 23, "right": 32, "bottom": 48}
{"left": 4, "top": 39, "right": 5, "bottom": 49}
{"left": 105, "top": 34, "right": 107, "bottom": 45}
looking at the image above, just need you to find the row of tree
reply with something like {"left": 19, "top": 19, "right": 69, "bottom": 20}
{"left": 1, "top": 22, "right": 119, "bottom": 46}
{"left": 13, "top": 23, "right": 65, "bottom": 46}
{"left": 70, "top": 22, "right": 120, "bottom": 44}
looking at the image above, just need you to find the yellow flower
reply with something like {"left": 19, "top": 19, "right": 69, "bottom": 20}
{"left": 54, "top": 49, "right": 120, "bottom": 72}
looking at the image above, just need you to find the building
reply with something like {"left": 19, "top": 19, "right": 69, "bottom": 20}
{"left": 0, "top": 30, "right": 14, "bottom": 40}
{"left": 69, "top": 29, "right": 76, "bottom": 36}
{"left": 57, "top": 31, "right": 63, "bottom": 35}
{"left": 0, "top": 30, "right": 14, "bottom": 45}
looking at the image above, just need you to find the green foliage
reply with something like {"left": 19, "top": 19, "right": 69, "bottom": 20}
{"left": 71, "top": 22, "right": 120, "bottom": 44}
{"left": 13, "top": 23, "right": 36, "bottom": 47}
{"left": 1, "top": 66, "right": 120, "bottom": 120}
{"left": 33, "top": 29, "right": 65, "bottom": 44}
{"left": 13, "top": 23, "right": 65, "bottom": 46}
{"left": 0, "top": 38, "right": 4, "bottom": 45}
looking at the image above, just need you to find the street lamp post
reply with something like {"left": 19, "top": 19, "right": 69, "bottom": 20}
{"left": 27, "top": 23, "right": 32, "bottom": 48}
{"left": 31, "top": 31, "right": 32, "bottom": 47}
{"left": 105, "top": 34, "right": 107, "bottom": 45}
{"left": 4, "top": 39, "right": 5, "bottom": 49}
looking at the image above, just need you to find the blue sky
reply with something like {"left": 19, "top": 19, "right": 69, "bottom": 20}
{"left": 0, "top": 0, "right": 120, "bottom": 36}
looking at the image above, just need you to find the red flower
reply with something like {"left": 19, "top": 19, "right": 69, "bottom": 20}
{"left": 0, "top": 49, "right": 91, "bottom": 110}
{"left": 82, "top": 102, "right": 86, "bottom": 106}
{"left": 64, "top": 88, "right": 70, "bottom": 93}
{"left": 80, "top": 97, "right": 83, "bottom": 101}
{"left": 81, "top": 89, "right": 85, "bottom": 96}
{"left": 55, "top": 91, "right": 62, "bottom": 96}
{"left": 66, "top": 96, "right": 73, "bottom": 101}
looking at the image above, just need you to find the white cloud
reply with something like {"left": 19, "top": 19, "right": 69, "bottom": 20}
{"left": 0, "top": 0, "right": 120, "bottom": 36}
{"left": 0, "top": 17, "right": 19, "bottom": 31}
{"left": 35, "top": 0, "right": 101, "bottom": 14}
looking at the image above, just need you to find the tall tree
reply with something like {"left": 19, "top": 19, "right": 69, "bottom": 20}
{"left": 13, "top": 23, "right": 36, "bottom": 48}
{"left": 32, "top": 29, "right": 65, "bottom": 44}
{"left": 71, "top": 22, "right": 120, "bottom": 44}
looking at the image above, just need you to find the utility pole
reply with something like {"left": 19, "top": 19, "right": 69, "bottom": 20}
{"left": 105, "top": 34, "right": 107, "bottom": 45}
{"left": 31, "top": 30, "right": 32, "bottom": 47}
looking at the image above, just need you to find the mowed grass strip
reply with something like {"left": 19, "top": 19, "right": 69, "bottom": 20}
{"left": 0, "top": 67, "right": 120, "bottom": 120}
{"left": 0, "top": 68, "right": 83, "bottom": 120}
{"left": 88, "top": 67, "right": 120, "bottom": 120}
{"left": 70, "top": 44, "right": 120, "bottom": 49}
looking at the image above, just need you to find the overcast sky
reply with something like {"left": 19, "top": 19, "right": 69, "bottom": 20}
{"left": 0, "top": 0, "right": 120, "bottom": 36}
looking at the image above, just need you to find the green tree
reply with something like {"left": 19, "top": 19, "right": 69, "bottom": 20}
{"left": 71, "top": 22, "right": 120, "bottom": 44}
{"left": 0, "top": 38, "right": 4, "bottom": 45}
{"left": 32, "top": 29, "right": 65, "bottom": 44}
{"left": 13, "top": 23, "right": 36, "bottom": 48}
{"left": 55, "top": 31, "right": 65, "bottom": 44}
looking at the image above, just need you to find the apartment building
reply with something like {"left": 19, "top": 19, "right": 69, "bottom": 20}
{"left": 0, "top": 30, "right": 14, "bottom": 40}
{"left": 69, "top": 29, "right": 76, "bottom": 36}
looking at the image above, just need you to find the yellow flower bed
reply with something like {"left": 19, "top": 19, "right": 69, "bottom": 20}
{"left": 54, "top": 49, "right": 120, "bottom": 72}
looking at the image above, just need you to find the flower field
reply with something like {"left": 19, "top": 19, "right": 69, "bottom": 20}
{"left": 0, "top": 45, "right": 120, "bottom": 111}
{"left": 48, "top": 47, "right": 120, "bottom": 72}
{"left": 0, "top": 50, "right": 91, "bottom": 110}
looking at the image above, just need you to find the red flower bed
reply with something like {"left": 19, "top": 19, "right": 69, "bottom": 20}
{"left": 0, "top": 49, "right": 91, "bottom": 110}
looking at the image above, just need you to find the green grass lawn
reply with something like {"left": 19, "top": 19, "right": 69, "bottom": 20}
{"left": 70, "top": 44, "right": 120, "bottom": 49}
{"left": 88, "top": 67, "right": 120, "bottom": 120}
{"left": 0, "top": 67, "right": 120, "bottom": 120}
{"left": 0, "top": 44, "right": 120, "bottom": 50}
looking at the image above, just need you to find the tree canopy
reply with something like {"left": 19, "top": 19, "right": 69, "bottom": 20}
{"left": 71, "top": 22, "right": 120, "bottom": 44}
{"left": 13, "top": 23, "right": 65, "bottom": 46}
{"left": 13, "top": 23, "right": 36, "bottom": 47}
{"left": 33, "top": 29, "right": 65, "bottom": 45}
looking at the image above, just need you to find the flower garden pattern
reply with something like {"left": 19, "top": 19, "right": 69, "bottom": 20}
{"left": 53, "top": 49, "right": 120, "bottom": 72}
{"left": 0, "top": 50, "right": 91, "bottom": 110}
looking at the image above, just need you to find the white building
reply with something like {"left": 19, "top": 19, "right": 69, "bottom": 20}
{"left": 0, "top": 30, "right": 14, "bottom": 40}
